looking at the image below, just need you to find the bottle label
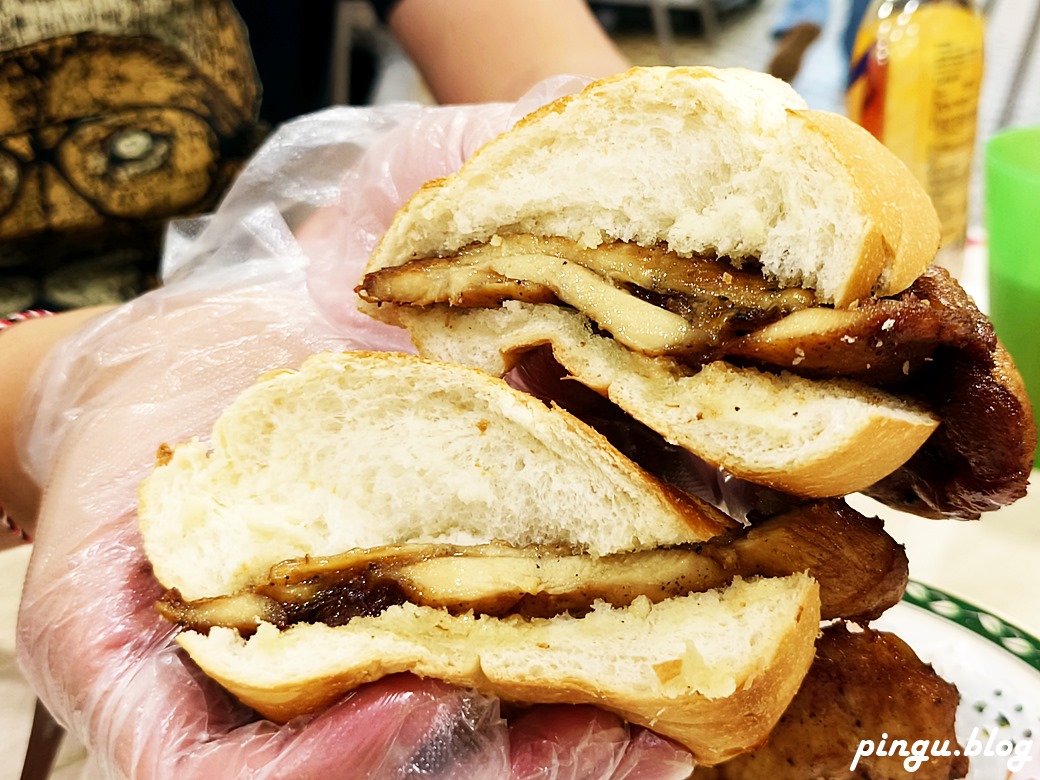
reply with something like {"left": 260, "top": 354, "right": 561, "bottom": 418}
{"left": 848, "top": 39, "right": 889, "bottom": 139}
{"left": 847, "top": 3, "right": 984, "bottom": 246}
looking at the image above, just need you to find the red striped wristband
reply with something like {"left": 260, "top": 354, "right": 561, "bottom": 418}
{"left": 1, "top": 308, "right": 53, "bottom": 330}
{"left": 2, "top": 508, "right": 30, "bottom": 542}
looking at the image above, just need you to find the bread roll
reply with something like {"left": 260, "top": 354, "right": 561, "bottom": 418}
{"left": 179, "top": 576, "right": 821, "bottom": 765}
{"left": 398, "top": 301, "right": 939, "bottom": 497}
{"left": 139, "top": 351, "right": 733, "bottom": 602}
{"left": 366, "top": 66, "right": 939, "bottom": 307}
{"left": 139, "top": 350, "right": 822, "bottom": 764}
{"left": 356, "top": 66, "right": 943, "bottom": 497}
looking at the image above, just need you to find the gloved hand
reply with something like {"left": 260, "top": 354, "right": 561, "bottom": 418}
{"left": 15, "top": 79, "right": 696, "bottom": 780}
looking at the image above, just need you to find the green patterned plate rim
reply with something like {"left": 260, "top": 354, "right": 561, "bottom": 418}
{"left": 903, "top": 580, "right": 1040, "bottom": 672}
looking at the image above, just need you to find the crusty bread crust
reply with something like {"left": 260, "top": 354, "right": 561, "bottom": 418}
{"left": 794, "top": 110, "right": 941, "bottom": 298}
{"left": 177, "top": 575, "right": 821, "bottom": 766}
{"left": 366, "top": 66, "right": 939, "bottom": 307}
{"left": 398, "top": 302, "right": 939, "bottom": 498}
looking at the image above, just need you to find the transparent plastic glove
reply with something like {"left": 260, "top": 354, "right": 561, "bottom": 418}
{"left": 15, "top": 78, "right": 695, "bottom": 780}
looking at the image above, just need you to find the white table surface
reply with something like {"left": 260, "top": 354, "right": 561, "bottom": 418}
{"left": 851, "top": 482, "right": 1040, "bottom": 640}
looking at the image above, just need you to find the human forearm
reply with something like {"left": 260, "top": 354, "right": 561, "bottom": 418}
{"left": 0, "top": 306, "right": 115, "bottom": 543}
{"left": 386, "top": 0, "right": 630, "bottom": 104}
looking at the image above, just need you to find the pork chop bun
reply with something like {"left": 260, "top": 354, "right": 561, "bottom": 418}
{"left": 138, "top": 351, "right": 829, "bottom": 765}
{"left": 357, "top": 66, "right": 1036, "bottom": 519}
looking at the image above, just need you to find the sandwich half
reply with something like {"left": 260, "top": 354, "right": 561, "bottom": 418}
{"left": 140, "top": 350, "right": 828, "bottom": 765}
{"left": 357, "top": 66, "right": 1036, "bottom": 518}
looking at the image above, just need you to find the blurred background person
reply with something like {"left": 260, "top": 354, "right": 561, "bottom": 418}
{"left": 767, "top": 0, "right": 829, "bottom": 81}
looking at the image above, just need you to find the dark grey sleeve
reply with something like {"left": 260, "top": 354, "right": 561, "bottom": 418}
{"left": 369, "top": 0, "right": 403, "bottom": 24}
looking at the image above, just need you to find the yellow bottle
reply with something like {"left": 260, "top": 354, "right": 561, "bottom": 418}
{"left": 847, "top": 0, "right": 985, "bottom": 256}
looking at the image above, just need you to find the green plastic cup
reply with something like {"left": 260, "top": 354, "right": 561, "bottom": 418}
{"left": 985, "top": 125, "right": 1040, "bottom": 438}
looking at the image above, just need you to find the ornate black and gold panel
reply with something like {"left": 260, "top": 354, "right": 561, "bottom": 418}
{"left": 0, "top": 0, "right": 262, "bottom": 311}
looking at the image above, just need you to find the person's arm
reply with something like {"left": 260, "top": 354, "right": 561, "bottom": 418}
{"left": 386, "top": 0, "right": 630, "bottom": 104}
{"left": 0, "top": 306, "right": 114, "bottom": 545}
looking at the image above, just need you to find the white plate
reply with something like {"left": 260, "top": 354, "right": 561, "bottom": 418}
{"left": 872, "top": 581, "right": 1040, "bottom": 779}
